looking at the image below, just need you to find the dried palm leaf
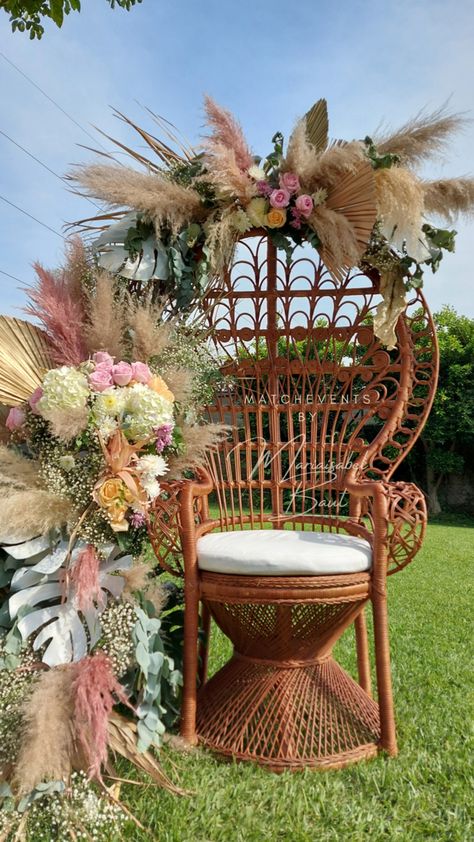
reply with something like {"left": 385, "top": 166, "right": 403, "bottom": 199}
{"left": 0, "top": 317, "right": 52, "bottom": 406}
{"left": 325, "top": 159, "right": 377, "bottom": 252}
{"left": 304, "top": 98, "right": 329, "bottom": 152}
{"left": 311, "top": 159, "right": 377, "bottom": 280}
{"left": 422, "top": 176, "right": 474, "bottom": 222}
{"left": 374, "top": 106, "right": 468, "bottom": 167}
{"left": 107, "top": 711, "right": 185, "bottom": 794}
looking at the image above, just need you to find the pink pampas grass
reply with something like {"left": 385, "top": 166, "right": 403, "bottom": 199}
{"left": 24, "top": 251, "right": 88, "bottom": 366}
{"left": 70, "top": 544, "right": 103, "bottom": 611}
{"left": 73, "top": 652, "right": 133, "bottom": 780}
{"left": 204, "top": 95, "right": 253, "bottom": 172}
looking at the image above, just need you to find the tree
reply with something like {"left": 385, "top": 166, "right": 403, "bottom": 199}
{"left": 1, "top": 0, "right": 143, "bottom": 39}
{"left": 419, "top": 306, "right": 474, "bottom": 514}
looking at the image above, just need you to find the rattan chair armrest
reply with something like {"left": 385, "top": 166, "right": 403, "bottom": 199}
{"left": 345, "top": 474, "right": 427, "bottom": 577}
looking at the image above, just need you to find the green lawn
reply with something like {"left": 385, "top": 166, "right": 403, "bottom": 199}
{"left": 122, "top": 517, "right": 473, "bottom": 842}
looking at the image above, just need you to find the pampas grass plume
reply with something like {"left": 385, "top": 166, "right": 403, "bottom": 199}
{"left": 70, "top": 544, "right": 103, "bottom": 611}
{"left": 422, "top": 177, "right": 474, "bottom": 222}
{"left": 12, "top": 666, "right": 77, "bottom": 795}
{"left": 24, "top": 262, "right": 88, "bottom": 366}
{"left": 204, "top": 96, "right": 253, "bottom": 172}
{"left": 73, "top": 652, "right": 132, "bottom": 780}
{"left": 167, "top": 422, "right": 229, "bottom": 478}
{"left": 130, "top": 301, "right": 174, "bottom": 361}
{"left": 0, "top": 490, "right": 72, "bottom": 543}
{"left": 374, "top": 107, "right": 468, "bottom": 166}
{"left": 84, "top": 270, "right": 126, "bottom": 359}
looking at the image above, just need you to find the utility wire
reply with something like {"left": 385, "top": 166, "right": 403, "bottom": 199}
{"left": 0, "top": 193, "right": 66, "bottom": 240}
{"left": 0, "top": 50, "right": 108, "bottom": 152}
{"left": 0, "top": 268, "right": 27, "bottom": 285}
{"left": 0, "top": 128, "right": 102, "bottom": 211}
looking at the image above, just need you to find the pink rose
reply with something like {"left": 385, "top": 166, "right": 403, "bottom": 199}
{"left": 93, "top": 351, "right": 114, "bottom": 370}
{"left": 111, "top": 361, "right": 133, "bottom": 387}
{"left": 6, "top": 406, "right": 26, "bottom": 431}
{"left": 295, "top": 194, "right": 314, "bottom": 218}
{"left": 89, "top": 368, "right": 113, "bottom": 392}
{"left": 279, "top": 172, "right": 300, "bottom": 194}
{"left": 269, "top": 188, "right": 290, "bottom": 209}
{"left": 131, "top": 362, "right": 152, "bottom": 384}
{"left": 29, "top": 387, "right": 43, "bottom": 414}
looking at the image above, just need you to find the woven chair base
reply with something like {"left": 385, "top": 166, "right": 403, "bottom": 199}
{"left": 197, "top": 655, "right": 381, "bottom": 772}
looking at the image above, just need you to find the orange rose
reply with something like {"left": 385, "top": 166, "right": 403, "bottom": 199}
{"left": 148, "top": 376, "right": 174, "bottom": 403}
{"left": 266, "top": 208, "right": 287, "bottom": 229}
{"left": 97, "top": 477, "right": 123, "bottom": 507}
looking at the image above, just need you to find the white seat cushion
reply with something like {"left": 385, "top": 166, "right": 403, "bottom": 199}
{"left": 197, "top": 529, "right": 372, "bottom": 576}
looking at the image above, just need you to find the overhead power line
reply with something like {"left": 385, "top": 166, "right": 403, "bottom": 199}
{"left": 0, "top": 193, "right": 66, "bottom": 240}
{"left": 0, "top": 268, "right": 27, "bottom": 285}
{"left": 0, "top": 128, "right": 102, "bottom": 211}
{"left": 0, "top": 50, "right": 108, "bottom": 152}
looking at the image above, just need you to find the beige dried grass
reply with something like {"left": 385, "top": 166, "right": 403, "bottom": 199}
{"left": 0, "top": 490, "right": 72, "bottom": 543}
{"left": 374, "top": 107, "right": 468, "bottom": 167}
{"left": 84, "top": 270, "right": 126, "bottom": 359}
{"left": 167, "top": 422, "right": 229, "bottom": 478}
{"left": 422, "top": 177, "right": 474, "bottom": 222}
{"left": 129, "top": 300, "right": 175, "bottom": 361}
{"left": 163, "top": 367, "right": 194, "bottom": 405}
{"left": 203, "top": 143, "right": 255, "bottom": 203}
{"left": 283, "top": 119, "right": 320, "bottom": 185}
{"left": 310, "top": 206, "right": 361, "bottom": 278}
{"left": 72, "top": 163, "right": 203, "bottom": 234}
{"left": 41, "top": 407, "right": 90, "bottom": 442}
{"left": 304, "top": 141, "right": 366, "bottom": 192}
{"left": 375, "top": 167, "right": 428, "bottom": 261}
{"left": 0, "top": 446, "right": 39, "bottom": 491}
{"left": 12, "top": 667, "right": 77, "bottom": 795}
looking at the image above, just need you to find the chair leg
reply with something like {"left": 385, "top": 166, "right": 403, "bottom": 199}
{"left": 372, "top": 593, "right": 398, "bottom": 756}
{"left": 180, "top": 583, "right": 200, "bottom": 745}
{"left": 355, "top": 607, "right": 372, "bottom": 697}
{"left": 198, "top": 603, "right": 211, "bottom": 686}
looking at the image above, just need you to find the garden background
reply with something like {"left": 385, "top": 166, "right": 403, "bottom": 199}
{"left": 0, "top": 2, "right": 473, "bottom": 840}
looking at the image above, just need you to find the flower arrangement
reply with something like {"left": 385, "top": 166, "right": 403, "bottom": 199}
{"left": 72, "top": 97, "right": 474, "bottom": 347}
{"left": 0, "top": 240, "right": 226, "bottom": 837}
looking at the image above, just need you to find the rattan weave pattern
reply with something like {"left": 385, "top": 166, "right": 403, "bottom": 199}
{"left": 148, "top": 231, "right": 438, "bottom": 771}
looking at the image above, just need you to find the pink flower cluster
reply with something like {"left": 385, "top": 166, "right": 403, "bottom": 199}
{"left": 88, "top": 352, "right": 152, "bottom": 393}
{"left": 254, "top": 170, "right": 314, "bottom": 228}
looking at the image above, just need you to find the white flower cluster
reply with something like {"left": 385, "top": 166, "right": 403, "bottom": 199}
{"left": 136, "top": 453, "right": 169, "bottom": 499}
{"left": 93, "top": 382, "right": 174, "bottom": 442}
{"left": 38, "top": 366, "right": 89, "bottom": 413}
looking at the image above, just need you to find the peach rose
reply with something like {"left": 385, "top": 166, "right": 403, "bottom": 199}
{"left": 148, "top": 376, "right": 174, "bottom": 403}
{"left": 96, "top": 477, "right": 123, "bottom": 507}
{"left": 266, "top": 208, "right": 287, "bottom": 229}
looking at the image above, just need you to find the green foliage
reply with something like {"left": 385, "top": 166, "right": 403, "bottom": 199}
{"left": 426, "top": 306, "right": 474, "bottom": 450}
{"left": 118, "top": 518, "right": 473, "bottom": 842}
{"left": 2, "top": 0, "right": 143, "bottom": 39}
{"left": 131, "top": 600, "right": 182, "bottom": 752}
{"left": 364, "top": 136, "right": 400, "bottom": 169}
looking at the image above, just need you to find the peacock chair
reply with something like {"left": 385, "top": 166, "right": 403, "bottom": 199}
{"left": 149, "top": 230, "right": 438, "bottom": 771}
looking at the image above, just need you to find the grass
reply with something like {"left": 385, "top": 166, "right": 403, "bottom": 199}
{"left": 120, "top": 517, "right": 473, "bottom": 842}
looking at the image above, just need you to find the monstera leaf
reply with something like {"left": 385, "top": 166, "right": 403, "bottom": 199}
{"left": 94, "top": 212, "right": 170, "bottom": 281}
{"left": 4, "top": 535, "right": 131, "bottom": 666}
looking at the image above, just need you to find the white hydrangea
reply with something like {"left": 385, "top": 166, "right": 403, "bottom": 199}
{"left": 124, "top": 383, "right": 174, "bottom": 440}
{"left": 38, "top": 366, "right": 89, "bottom": 413}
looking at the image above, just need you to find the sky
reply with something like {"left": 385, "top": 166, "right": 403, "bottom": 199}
{"left": 0, "top": 0, "right": 473, "bottom": 317}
